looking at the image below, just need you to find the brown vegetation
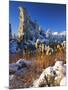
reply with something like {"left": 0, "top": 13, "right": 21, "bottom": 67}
{"left": 9, "top": 49, "right": 66, "bottom": 89}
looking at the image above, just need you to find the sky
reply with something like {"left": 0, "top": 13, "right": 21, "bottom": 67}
{"left": 9, "top": 1, "right": 66, "bottom": 35}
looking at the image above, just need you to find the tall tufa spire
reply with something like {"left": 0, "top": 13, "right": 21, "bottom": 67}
{"left": 18, "top": 7, "right": 27, "bottom": 42}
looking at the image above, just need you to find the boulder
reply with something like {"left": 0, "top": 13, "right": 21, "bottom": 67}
{"left": 33, "top": 66, "right": 55, "bottom": 87}
{"left": 60, "top": 77, "right": 66, "bottom": 86}
{"left": 9, "top": 63, "right": 19, "bottom": 74}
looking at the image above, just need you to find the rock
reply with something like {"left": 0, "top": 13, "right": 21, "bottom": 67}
{"left": 9, "top": 63, "right": 19, "bottom": 74}
{"left": 54, "top": 74, "right": 64, "bottom": 86}
{"left": 60, "top": 77, "right": 66, "bottom": 86}
{"left": 16, "top": 59, "right": 27, "bottom": 69}
{"left": 53, "top": 61, "right": 66, "bottom": 86}
{"left": 33, "top": 66, "right": 55, "bottom": 87}
{"left": 18, "top": 7, "right": 25, "bottom": 42}
{"left": 9, "top": 75, "right": 14, "bottom": 80}
{"left": 33, "top": 60, "right": 66, "bottom": 87}
{"left": 16, "top": 59, "right": 32, "bottom": 67}
{"left": 9, "top": 59, "right": 32, "bottom": 75}
{"left": 53, "top": 61, "right": 65, "bottom": 76}
{"left": 15, "top": 68, "right": 28, "bottom": 77}
{"left": 33, "top": 78, "right": 47, "bottom": 87}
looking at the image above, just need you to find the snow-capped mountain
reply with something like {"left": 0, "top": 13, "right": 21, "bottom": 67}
{"left": 44, "top": 30, "right": 66, "bottom": 44}
{"left": 52, "top": 31, "right": 66, "bottom": 36}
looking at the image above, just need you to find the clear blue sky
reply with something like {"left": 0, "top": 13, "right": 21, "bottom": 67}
{"left": 9, "top": 1, "right": 66, "bottom": 34}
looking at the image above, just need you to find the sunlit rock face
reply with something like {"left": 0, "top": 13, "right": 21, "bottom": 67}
{"left": 17, "top": 7, "right": 46, "bottom": 43}
{"left": 33, "top": 66, "right": 55, "bottom": 87}
{"left": 32, "top": 60, "right": 66, "bottom": 87}
{"left": 18, "top": 7, "right": 27, "bottom": 42}
{"left": 53, "top": 61, "right": 66, "bottom": 75}
{"left": 60, "top": 77, "right": 66, "bottom": 86}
